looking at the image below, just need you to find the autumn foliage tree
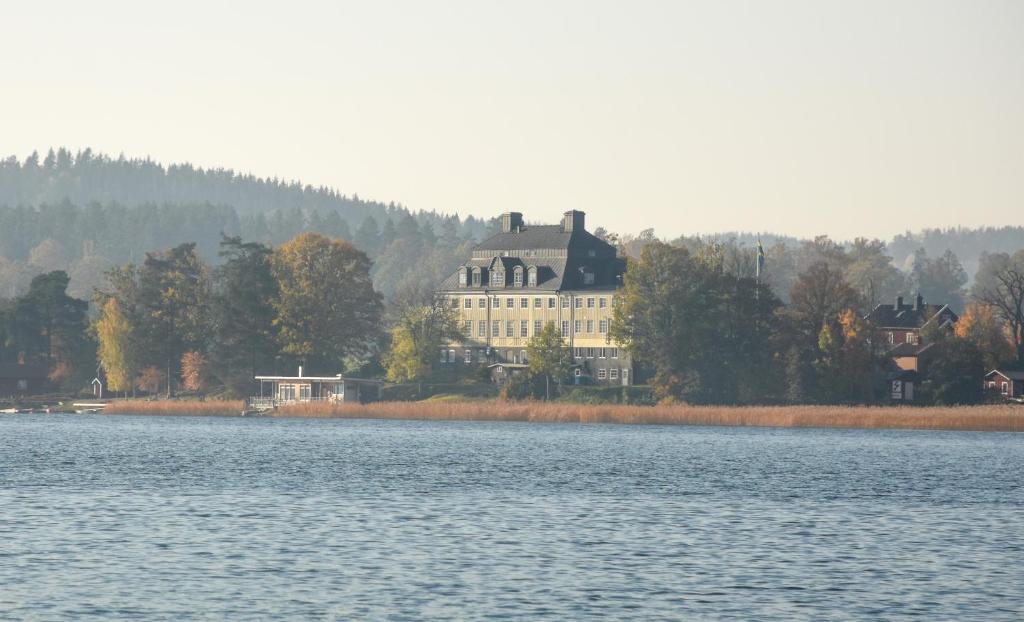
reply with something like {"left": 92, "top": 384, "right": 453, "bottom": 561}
{"left": 383, "top": 295, "right": 460, "bottom": 383}
{"left": 271, "top": 233, "right": 383, "bottom": 372}
{"left": 95, "top": 298, "right": 137, "bottom": 395}
{"left": 181, "top": 350, "right": 209, "bottom": 392}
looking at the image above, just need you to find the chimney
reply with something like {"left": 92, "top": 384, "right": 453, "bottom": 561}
{"left": 298, "top": 365, "right": 303, "bottom": 378}
{"left": 562, "top": 210, "right": 585, "bottom": 233}
{"left": 501, "top": 212, "right": 524, "bottom": 233}
{"left": 914, "top": 294, "right": 923, "bottom": 310}
{"left": 894, "top": 295, "right": 903, "bottom": 310}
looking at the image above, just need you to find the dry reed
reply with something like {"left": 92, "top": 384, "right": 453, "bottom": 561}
{"left": 274, "top": 401, "right": 1024, "bottom": 432}
{"left": 103, "top": 399, "right": 244, "bottom": 417}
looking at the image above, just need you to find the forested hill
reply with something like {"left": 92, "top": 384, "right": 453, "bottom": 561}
{"left": 2, "top": 148, "right": 1023, "bottom": 306}
{"left": 0, "top": 149, "right": 494, "bottom": 300}
{"left": 0, "top": 147, "right": 485, "bottom": 236}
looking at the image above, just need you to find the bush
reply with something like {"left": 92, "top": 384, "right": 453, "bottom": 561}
{"left": 557, "top": 385, "right": 656, "bottom": 405}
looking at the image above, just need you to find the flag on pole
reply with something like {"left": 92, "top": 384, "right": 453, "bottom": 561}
{"left": 756, "top": 238, "right": 766, "bottom": 279}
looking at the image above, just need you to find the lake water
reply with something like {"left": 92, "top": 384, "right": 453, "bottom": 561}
{"left": 1, "top": 414, "right": 1022, "bottom": 620}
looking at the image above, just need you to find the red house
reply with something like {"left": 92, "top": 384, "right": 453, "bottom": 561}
{"left": 865, "top": 294, "right": 958, "bottom": 372}
{"left": 985, "top": 370, "right": 1024, "bottom": 399}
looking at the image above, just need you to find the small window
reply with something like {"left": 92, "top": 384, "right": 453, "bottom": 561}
{"left": 598, "top": 348, "right": 606, "bottom": 359}
{"left": 587, "top": 297, "right": 595, "bottom": 308}
{"left": 478, "top": 298, "right": 486, "bottom": 308}
{"left": 478, "top": 321, "right": 487, "bottom": 337}
{"left": 493, "top": 270, "right": 505, "bottom": 287}
{"left": 506, "top": 321, "right": 515, "bottom": 337}
{"left": 534, "top": 320, "right": 542, "bottom": 335}
{"left": 520, "top": 320, "right": 529, "bottom": 337}
{"left": 463, "top": 320, "right": 472, "bottom": 334}
{"left": 464, "top": 349, "right": 472, "bottom": 363}
{"left": 622, "top": 369, "right": 629, "bottom": 384}
{"left": 599, "top": 319, "right": 608, "bottom": 333}
{"left": 548, "top": 298, "right": 556, "bottom": 309}
{"left": 520, "top": 297, "right": 529, "bottom": 308}
{"left": 599, "top": 297, "right": 607, "bottom": 308}
{"left": 513, "top": 268, "right": 524, "bottom": 287}
{"left": 561, "top": 321, "right": 570, "bottom": 337}
{"left": 472, "top": 270, "right": 481, "bottom": 286}
{"left": 574, "top": 348, "right": 582, "bottom": 359}
{"left": 492, "top": 297, "right": 500, "bottom": 308}
{"left": 610, "top": 348, "right": 618, "bottom": 359}
{"left": 586, "top": 320, "right": 594, "bottom": 333}
{"left": 574, "top": 368, "right": 582, "bottom": 377}
{"left": 1003, "top": 382, "right": 1010, "bottom": 395}
{"left": 574, "top": 298, "right": 582, "bottom": 309}
{"left": 905, "top": 332, "right": 915, "bottom": 344}
{"left": 610, "top": 368, "right": 619, "bottom": 380}
{"left": 449, "top": 349, "right": 455, "bottom": 363}
{"left": 458, "top": 269, "right": 467, "bottom": 286}
{"left": 561, "top": 297, "right": 570, "bottom": 309}
{"left": 492, "top": 320, "right": 501, "bottom": 337}
{"left": 587, "top": 348, "right": 594, "bottom": 358}
{"left": 464, "top": 298, "right": 472, "bottom": 308}
{"left": 506, "top": 297, "right": 514, "bottom": 308}
{"left": 528, "top": 269, "right": 537, "bottom": 287}
{"left": 17, "top": 379, "right": 28, "bottom": 391}
{"left": 574, "top": 320, "right": 582, "bottom": 334}
{"left": 440, "top": 349, "right": 448, "bottom": 363}
{"left": 597, "top": 368, "right": 607, "bottom": 380}
{"left": 887, "top": 332, "right": 894, "bottom": 344}
{"left": 583, "top": 272, "right": 595, "bottom": 285}
{"left": 520, "top": 349, "right": 527, "bottom": 363}
{"left": 533, "top": 297, "right": 542, "bottom": 308}
{"left": 588, "top": 250, "right": 597, "bottom": 258}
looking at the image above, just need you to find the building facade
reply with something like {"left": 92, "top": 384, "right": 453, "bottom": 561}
{"left": 438, "top": 211, "right": 633, "bottom": 385}
{"left": 865, "top": 294, "right": 958, "bottom": 372}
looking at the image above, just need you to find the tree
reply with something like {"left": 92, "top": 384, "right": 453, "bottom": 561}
{"left": 383, "top": 294, "right": 460, "bottom": 383}
{"left": 789, "top": 262, "right": 863, "bottom": 334}
{"left": 972, "top": 250, "right": 1024, "bottom": 366}
{"left": 609, "top": 241, "right": 780, "bottom": 403}
{"left": 955, "top": 303, "right": 1015, "bottom": 370}
{"left": 845, "top": 238, "right": 905, "bottom": 310}
{"left": 181, "top": 350, "right": 209, "bottom": 392}
{"left": 271, "top": 233, "right": 383, "bottom": 371}
{"left": 137, "top": 366, "right": 162, "bottom": 394}
{"left": 923, "top": 333, "right": 985, "bottom": 405}
{"left": 209, "top": 236, "right": 280, "bottom": 396}
{"left": 11, "top": 271, "right": 91, "bottom": 388}
{"left": 95, "top": 298, "right": 137, "bottom": 395}
{"left": 526, "top": 322, "right": 572, "bottom": 400}
{"left": 136, "top": 243, "right": 210, "bottom": 395}
{"left": 910, "top": 248, "right": 968, "bottom": 311}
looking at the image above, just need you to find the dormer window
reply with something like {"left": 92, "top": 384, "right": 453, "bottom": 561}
{"left": 527, "top": 266, "right": 537, "bottom": 287}
{"left": 471, "top": 268, "right": 482, "bottom": 287}
{"left": 583, "top": 271, "right": 595, "bottom": 285}
{"left": 513, "top": 266, "right": 524, "bottom": 287}
{"left": 458, "top": 267, "right": 468, "bottom": 287}
{"left": 493, "top": 270, "right": 505, "bottom": 287}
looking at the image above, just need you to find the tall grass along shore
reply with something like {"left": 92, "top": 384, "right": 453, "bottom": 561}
{"left": 101, "top": 399, "right": 1024, "bottom": 432}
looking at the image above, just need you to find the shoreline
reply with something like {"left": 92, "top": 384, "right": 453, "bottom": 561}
{"left": 96, "top": 400, "right": 1024, "bottom": 432}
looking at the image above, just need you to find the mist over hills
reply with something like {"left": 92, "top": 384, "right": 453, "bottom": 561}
{"left": 1, "top": 148, "right": 1022, "bottom": 304}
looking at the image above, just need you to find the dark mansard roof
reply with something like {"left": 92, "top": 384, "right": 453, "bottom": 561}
{"left": 439, "top": 212, "right": 624, "bottom": 292}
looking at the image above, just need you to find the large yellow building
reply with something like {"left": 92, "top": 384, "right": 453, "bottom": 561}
{"left": 438, "top": 211, "right": 632, "bottom": 385}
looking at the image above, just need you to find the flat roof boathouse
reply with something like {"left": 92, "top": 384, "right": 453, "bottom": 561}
{"left": 252, "top": 367, "right": 381, "bottom": 408}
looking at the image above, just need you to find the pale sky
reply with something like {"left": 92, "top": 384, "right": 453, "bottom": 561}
{"left": 2, "top": 0, "right": 1021, "bottom": 240}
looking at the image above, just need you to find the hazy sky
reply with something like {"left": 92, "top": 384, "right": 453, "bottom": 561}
{"left": 2, "top": 0, "right": 1021, "bottom": 239}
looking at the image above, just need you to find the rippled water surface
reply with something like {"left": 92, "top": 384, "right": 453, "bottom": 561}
{"left": 1, "top": 414, "right": 1023, "bottom": 620}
